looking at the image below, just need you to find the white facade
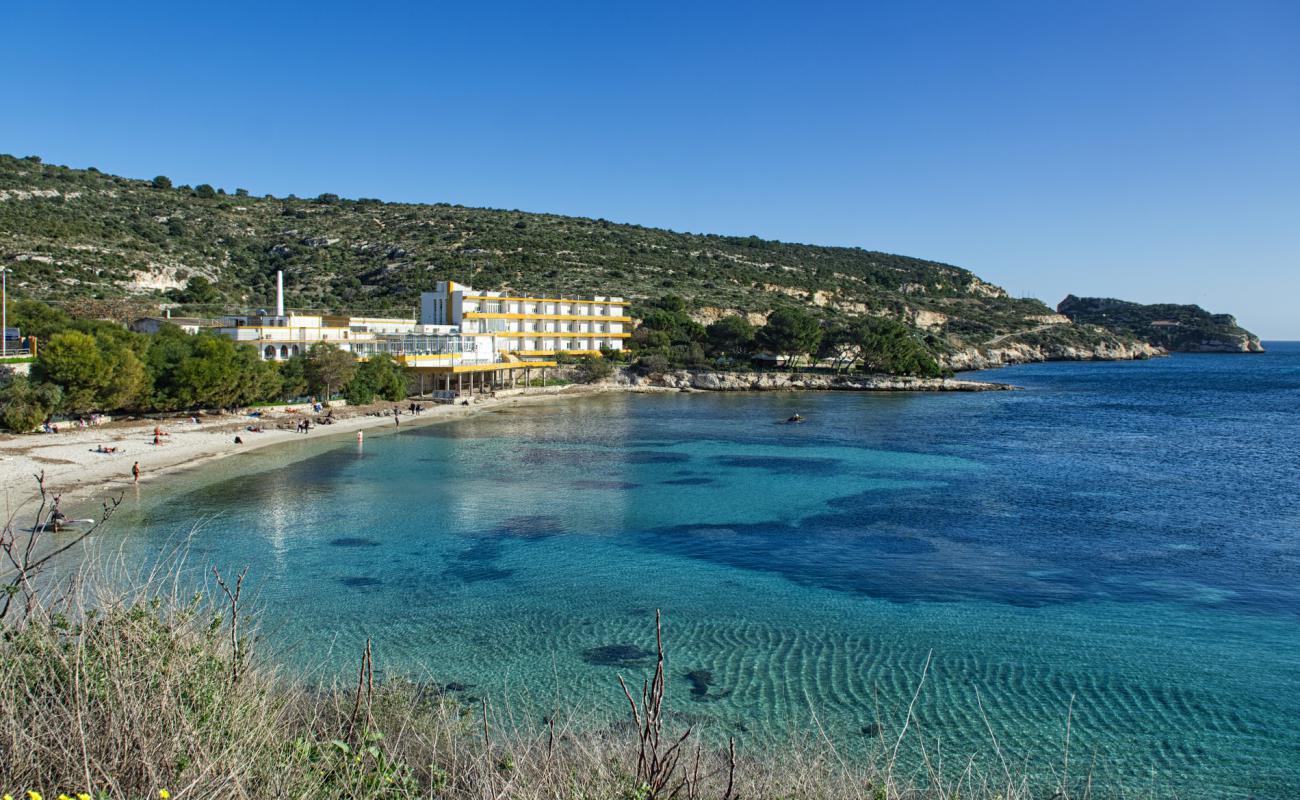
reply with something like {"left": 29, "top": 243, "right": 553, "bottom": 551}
{"left": 419, "top": 281, "right": 629, "bottom": 355}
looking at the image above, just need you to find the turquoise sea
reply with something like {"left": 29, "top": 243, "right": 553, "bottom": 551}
{"left": 103, "top": 344, "right": 1300, "bottom": 798}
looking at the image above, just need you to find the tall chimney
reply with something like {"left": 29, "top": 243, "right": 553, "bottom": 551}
{"left": 276, "top": 270, "right": 285, "bottom": 317}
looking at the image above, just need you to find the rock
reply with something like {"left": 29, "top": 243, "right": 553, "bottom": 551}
{"left": 683, "top": 669, "right": 714, "bottom": 697}
{"left": 301, "top": 236, "right": 339, "bottom": 248}
{"left": 580, "top": 644, "right": 656, "bottom": 668}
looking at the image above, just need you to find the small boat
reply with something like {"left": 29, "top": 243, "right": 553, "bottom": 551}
{"left": 785, "top": 414, "right": 805, "bottom": 424}
{"left": 31, "top": 518, "right": 96, "bottom": 533}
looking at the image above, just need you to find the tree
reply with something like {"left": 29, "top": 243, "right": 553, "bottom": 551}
{"left": 31, "top": 329, "right": 148, "bottom": 413}
{"left": 630, "top": 296, "right": 707, "bottom": 371}
{"left": 170, "top": 276, "right": 221, "bottom": 304}
{"left": 819, "top": 321, "right": 863, "bottom": 373}
{"left": 98, "top": 346, "right": 150, "bottom": 411}
{"left": 194, "top": 183, "right": 217, "bottom": 199}
{"left": 152, "top": 175, "right": 172, "bottom": 189}
{"left": 817, "top": 317, "right": 942, "bottom": 377}
{"left": 705, "top": 316, "right": 756, "bottom": 359}
{"left": 305, "top": 344, "right": 356, "bottom": 401}
{"left": 279, "top": 354, "right": 309, "bottom": 400}
{"left": 33, "top": 330, "right": 104, "bottom": 412}
{"left": 756, "top": 307, "right": 823, "bottom": 367}
{"left": 171, "top": 335, "right": 243, "bottom": 408}
{"left": 7, "top": 298, "right": 71, "bottom": 340}
{"left": 231, "top": 345, "right": 283, "bottom": 406}
{"left": 0, "top": 374, "right": 62, "bottom": 432}
{"left": 343, "top": 353, "right": 406, "bottom": 405}
{"left": 853, "top": 316, "right": 942, "bottom": 377}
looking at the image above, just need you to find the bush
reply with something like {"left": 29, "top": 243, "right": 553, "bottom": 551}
{"left": 151, "top": 175, "right": 172, "bottom": 189}
{"left": 194, "top": 183, "right": 217, "bottom": 199}
{"left": 574, "top": 356, "right": 614, "bottom": 383}
{"left": 635, "top": 352, "right": 671, "bottom": 376}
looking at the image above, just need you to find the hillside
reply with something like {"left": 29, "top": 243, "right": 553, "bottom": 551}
{"left": 1057, "top": 295, "right": 1264, "bottom": 353}
{"left": 1, "top": 153, "right": 1158, "bottom": 369}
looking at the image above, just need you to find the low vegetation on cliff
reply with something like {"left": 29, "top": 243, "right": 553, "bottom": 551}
{"left": 1057, "top": 295, "right": 1264, "bottom": 353}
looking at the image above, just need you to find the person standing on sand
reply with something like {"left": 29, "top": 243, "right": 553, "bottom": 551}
{"left": 131, "top": 461, "right": 140, "bottom": 483}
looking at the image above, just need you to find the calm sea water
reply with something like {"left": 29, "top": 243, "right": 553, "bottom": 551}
{"left": 103, "top": 345, "right": 1300, "bottom": 798}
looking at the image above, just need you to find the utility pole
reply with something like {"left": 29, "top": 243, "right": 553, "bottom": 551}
{"left": 1, "top": 266, "right": 7, "bottom": 359}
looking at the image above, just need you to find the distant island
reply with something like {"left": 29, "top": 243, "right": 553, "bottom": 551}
{"left": 1057, "top": 295, "right": 1264, "bottom": 353}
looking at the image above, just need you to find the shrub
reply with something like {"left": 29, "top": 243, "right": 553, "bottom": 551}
{"left": 574, "top": 356, "right": 614, "bottom": 383}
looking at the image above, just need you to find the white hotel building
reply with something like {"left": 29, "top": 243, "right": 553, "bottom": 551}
{"left": 214, "top": 274, "right": 625, "bottom": 392}
{"left": 419, "top": 281, "right": 629, "bottom": 356}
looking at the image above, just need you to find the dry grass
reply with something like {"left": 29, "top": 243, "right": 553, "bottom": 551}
{"left": 2, "top": 489, "right": 1075, "bottom": 800}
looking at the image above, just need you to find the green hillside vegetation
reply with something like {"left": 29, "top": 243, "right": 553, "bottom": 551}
{"left": 0, "top": 153, "right": 1141, "bottom": 368}
{"left": 1057, "top": 295, "right": 1264, "bottom": 353}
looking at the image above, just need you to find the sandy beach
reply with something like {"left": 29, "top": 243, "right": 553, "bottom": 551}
{"left": 0, "top": 384, "right": 660, "bottom": 521}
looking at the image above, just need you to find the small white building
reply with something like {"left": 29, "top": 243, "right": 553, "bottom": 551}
{"left": 130, "top": 315, "right": 221, "bottom": 336}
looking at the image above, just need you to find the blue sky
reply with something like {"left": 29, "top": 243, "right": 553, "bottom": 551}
{"left": 3, "top": 1, "right": 1298, "bottom": 336}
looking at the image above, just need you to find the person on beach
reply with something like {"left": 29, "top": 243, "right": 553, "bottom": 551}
{"left": 131, "top": 462, "right": 140, "bottom": 483}
{"left": 50, "top": 495, "right": 68, "bottom": 530}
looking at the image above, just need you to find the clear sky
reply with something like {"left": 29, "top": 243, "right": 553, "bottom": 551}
{"left": 3, "top": 1, "right": 1297, "bottom": 336}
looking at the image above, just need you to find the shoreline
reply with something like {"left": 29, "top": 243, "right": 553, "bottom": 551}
{"left": 0, "top": 374, "right": 1010, "bottom": 519}
{"left": 0, "top": 383, "right": 694, "bottom": 518}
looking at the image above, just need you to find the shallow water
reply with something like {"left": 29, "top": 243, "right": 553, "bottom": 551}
{"left": 102, "top": 345, "right": 1300, "bottom": 798}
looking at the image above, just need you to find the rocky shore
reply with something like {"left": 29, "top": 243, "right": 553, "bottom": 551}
{"left": 941, "top": 339, "right": 1165, "bottom": 371}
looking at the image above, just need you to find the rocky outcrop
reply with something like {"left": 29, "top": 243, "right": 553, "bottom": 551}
{"left": 614, "top": 369, "right": 1012, "bottom": 392}
{"left": 941, "top": 338, "right": 1165, "bottom": 371}
{"left": 1057, "top": 295, "right": 1264, "bottom": 353}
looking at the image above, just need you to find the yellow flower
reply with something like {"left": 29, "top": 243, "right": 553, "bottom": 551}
{"left": 27, "top": 791, "right": 43, "bottom": 800}
{"left": 78, "top": 795, "right": 92, "bottom": 800}
{"left": 159, "top": 792, "right": 171, "bottom": 800}
{"left": 59, "top": 795, "right": 71, "bottom": 800}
